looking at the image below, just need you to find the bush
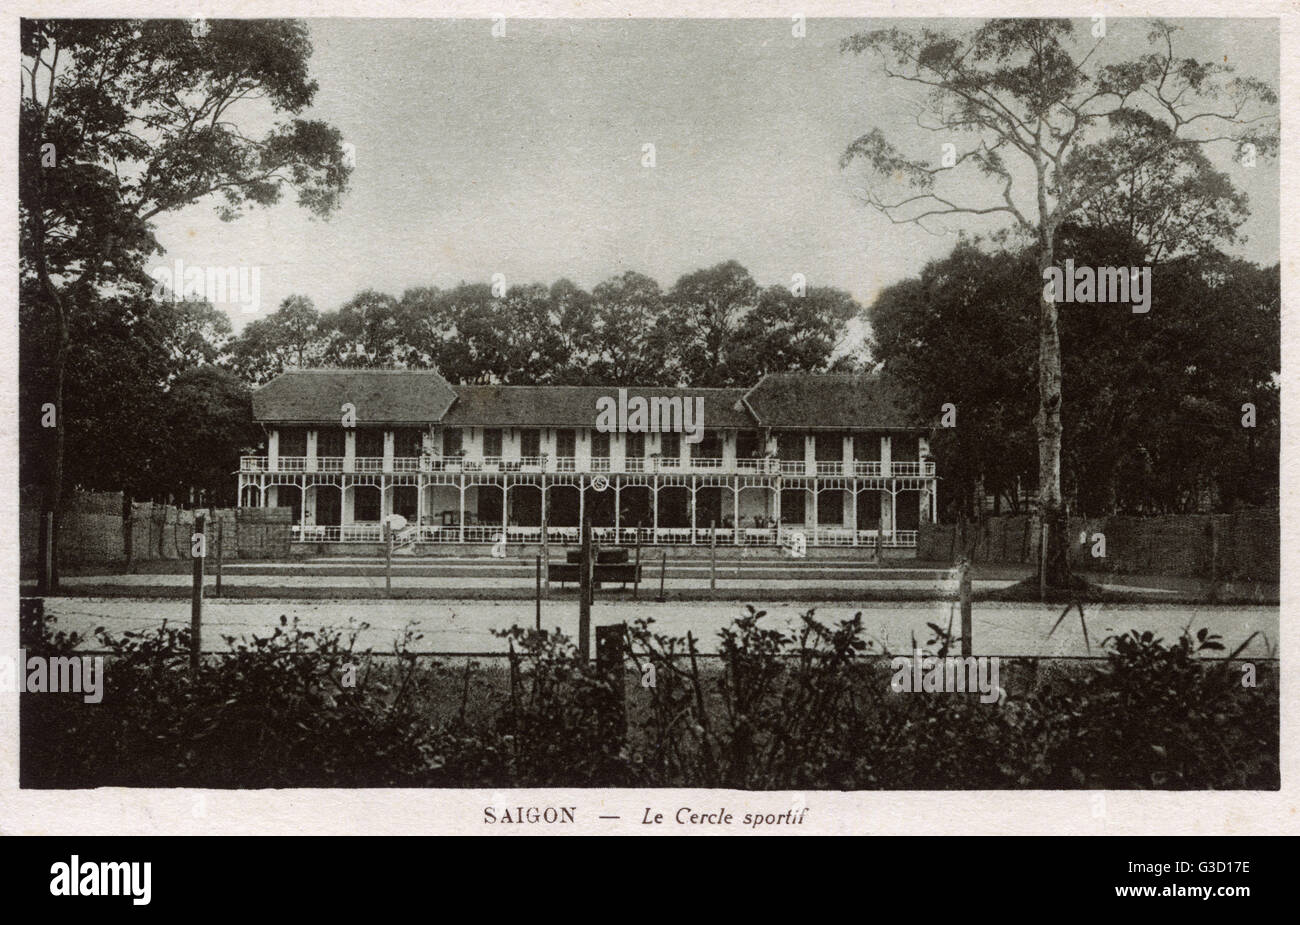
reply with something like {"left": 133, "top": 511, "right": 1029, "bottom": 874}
{"left": 19, "top": 605, "right": 1277, "bottom": 789}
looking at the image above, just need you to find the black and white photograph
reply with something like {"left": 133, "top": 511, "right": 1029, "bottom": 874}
{"left": 5, "top": 3, "right": 1292, "bottom": 846}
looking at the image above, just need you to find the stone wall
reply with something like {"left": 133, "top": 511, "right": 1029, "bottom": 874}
{"left": 21, "top": 490, "right": 292, "bottom": 567}
{"left": 917, "top": 509, "right": 1279, "bottom": 581}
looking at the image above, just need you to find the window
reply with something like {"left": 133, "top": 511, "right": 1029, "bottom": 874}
{"left": 660, "top": 432, "right": 681, "bottom": 458}
{"left": 591, "top": 430, "right": 610, "bottom": 458}
{"left": 353, "top": 486, "right": 381, "bottom": 522}
{"left": 892, "top": 434, "right": 919, "bottom": 462}
{"left": 780, "top": 489, "right": 806, "bottom": 524}
{"left": 393, "top": 486, "right": 418, "bottom": 519}
{"left": 442, "top": 428, "right": 463, "bottom": 456}
{"left": 818, "top": 490, "right": 845, "bottom": 524}
{"left": 692, "top": 430, "right": 722, "bottom": 459}
{"left": 556, "top": 429, "right": 576, "bottom": 457}
{"left": 356, "top": 428, "right": 384, "bottom": 458}
{"left": 279, "top": 428, "right": 307, "bottom": 457}
{"left": 736, "top": 430, "right": 762, "bottom": 459}
{"left": 520, "top": 429, "right": 541, "bottom": 458}
{"left": 394, "top": 428, "right": 424, "bottom": 457}
{"left": 776, "top": 433, "right": 804, "bottom": 461}
{"left": 815, "top": 433, "right": 843, "bottom": 460}
{"left": 853, "top": 433, "right": 881, "bottom": 461}
{"left": 484, "top": 428, "right": 503, "bottom": 457}
{"left": 317, "top": 428, "right": 345, "bottom": 458}
{"left": 626, "top": 432, "right": 645, "bottom": 459}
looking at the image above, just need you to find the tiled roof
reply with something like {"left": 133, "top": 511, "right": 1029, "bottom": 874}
{"left": 442, "top": 385, "right": 754, "bottom": 429}
{"left": 251, "top": 369, "right": 458, "bottom": 425}
{"left": 251, "top": 369, "right": 924, "bottom": 431}
{"left": 742, "top": 372, "right": 922, "bottom": 431}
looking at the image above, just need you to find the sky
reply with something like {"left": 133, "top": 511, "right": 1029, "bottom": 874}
{"left": 148, "top": 17, "right": 1280, "bottom": 336}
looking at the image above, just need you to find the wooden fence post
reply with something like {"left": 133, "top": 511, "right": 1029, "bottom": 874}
{"left": 535, "top": 553, "right": 542, "bottom": 630}
{"left": 633, "top": 532, "right": 641, "bottom": 600}
{"left": 709, "top": 520, "right": 716, "bottom": 590}
{"left": 191, "top": 513, "right": 205, "bottom": 671}
{"left": 214, "top": 518, "right": 224, "bottom": 597}
{"left": 595, "top": 622, "right": 627, "bottom": 749}
{"left": 41, "top": 511, "right": 53, "bottom": 594}
{"left": 959, "top": 558, "right": 973, "bottom": 658}
{"left": 579, "top": 506, "right": 592, "bottom": 661}
{"left": 385, "top": 522, "right": 393, "bottom": 596}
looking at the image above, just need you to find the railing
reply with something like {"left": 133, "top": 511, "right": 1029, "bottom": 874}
{"left": 243, "top": 455, "right": 936, "bottom": 479}
{"left": 291, "top": 524, "right": 919, "bottom": 548}
{"left": 890, "top": 461, "right": 935, "bottom": 477}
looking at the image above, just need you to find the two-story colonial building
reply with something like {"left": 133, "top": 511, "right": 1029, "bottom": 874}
{"left": 238, "top": 369, "right": 938, "bottom": 550}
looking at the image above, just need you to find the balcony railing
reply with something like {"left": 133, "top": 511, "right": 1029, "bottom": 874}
{"left": 242, "top": 454, "right": 936, "bottom": 478}
{"left": 290, "top": 523, "right": 919, "bottom": 548}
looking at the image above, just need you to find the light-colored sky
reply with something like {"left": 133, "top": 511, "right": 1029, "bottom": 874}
{"left": 149, "top": 17, "right": 1280, "bottom": 332}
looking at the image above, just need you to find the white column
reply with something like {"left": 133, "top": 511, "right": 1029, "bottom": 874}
{"left": 306, "top": 430, "right": 318, "bottom": 473}
{"left": 344, "top": 429, "right": 356, "bottom": 472}
{"left": 576, "top": 430, "right": 591, "bottom": 472}
{"left": 733, "top": 482, "right": 740, "bottom": 545}
{"left": 804, "top": 434, "right": 816, "bottom": 476}
{"left": 383, "top": 431, "right": 394, "bottom": 472}
{"left": 612, "top": 433, "right": 626, "bottom": 472}
{"left": 850, "top": 485, "right": 858, "bottom": 545}
{"left": 881, "top": 434, "right": 892, "bottom": 477}
{"left": 690, "top": 478, "right": 697, "bottom": 542}
{"left": 268, "top": 429, "right": 280, "bottom": 470}
{"left": 458, "top": 478, "right": 465, "bottom": 543}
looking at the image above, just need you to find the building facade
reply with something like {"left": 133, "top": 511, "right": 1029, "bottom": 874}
{"left": 238, "top": 369, "right": 938, "bottom": 549}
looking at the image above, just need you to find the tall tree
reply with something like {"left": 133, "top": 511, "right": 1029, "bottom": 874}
{"left": 732, "top": 285, "right": 860, "bottom": 377}
{"left": 666, "top": 260, "right": 759, "bottom": 387}
{"left": 841, "top": 18, "right": 1276, "bottom": 586}
{"left": 230, "top": 295, "right": 323, "bottom": 385}
{"left": 321, "top": 290, "right": 402, "bottom": 368}
{"left": 21, "top": 19, "right": 351, "bottom": 588}
{"left": 588, "top": 271, "right": 674, "bottom": 386}
{"left": 163, "top": 366, "right": 260, "bottom": 506}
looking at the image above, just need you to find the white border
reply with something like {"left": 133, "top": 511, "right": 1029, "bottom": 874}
{"left": 0, "top": 0, "right": 1293, "bottom": 836}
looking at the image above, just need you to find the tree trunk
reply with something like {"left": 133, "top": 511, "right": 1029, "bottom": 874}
{"left": 1037, "top": 238, "right": 1071, "bottom": 588}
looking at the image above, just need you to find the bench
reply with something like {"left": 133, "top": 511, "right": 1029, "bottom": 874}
{"left": 547, "top": 563, "right": 642, "bottom": 588}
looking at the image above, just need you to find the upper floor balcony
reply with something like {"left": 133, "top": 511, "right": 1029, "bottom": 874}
{"left": 240, "top": 454, "right": 936, "bottom": 478}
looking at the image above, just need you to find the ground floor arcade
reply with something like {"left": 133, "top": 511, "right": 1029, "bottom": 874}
{"left": 237, "top": 471, "right": 937, "bottom": 548}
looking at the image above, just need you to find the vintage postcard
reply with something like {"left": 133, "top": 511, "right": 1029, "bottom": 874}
{"left": 1, "top": 0, "right": 1295, "bottom": 856}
